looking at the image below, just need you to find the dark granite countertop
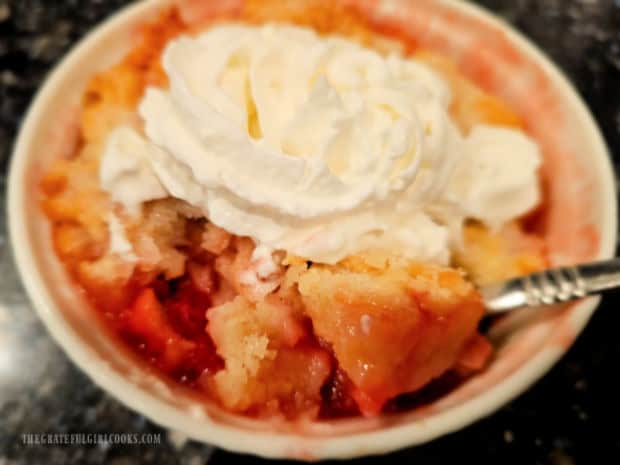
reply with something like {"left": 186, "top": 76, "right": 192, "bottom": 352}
{"left": 1, "top": 1, "right": 620, "bottom": 464}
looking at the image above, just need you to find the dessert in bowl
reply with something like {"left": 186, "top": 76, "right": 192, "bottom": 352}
{"left": 8, "top": 0, "right": 616, "bottom": 459}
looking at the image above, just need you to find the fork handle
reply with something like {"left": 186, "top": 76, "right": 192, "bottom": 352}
{"left": 481, "top": 258, "right": 620, "bottom": 314}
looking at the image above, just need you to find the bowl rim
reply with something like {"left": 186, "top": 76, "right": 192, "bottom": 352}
{"left": 7, "top": 0, "right": 618, "bottom": 460}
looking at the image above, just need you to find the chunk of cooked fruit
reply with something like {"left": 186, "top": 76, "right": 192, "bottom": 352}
{"left": 125, "top": 288, "right": 196, "bottom": 370}
{"left": 320, "top": 368, "right": 361, "bottom": 418}
{"left": 455, "top": 221, "right": 548, "bottom": 286}
{"left": 297, "top": 261, "right": 485, "bottom": 416}
{"left": 454, "top": 333, "right": 493, "bottom": 376}
{"left": 206, "top": 296, "right": 332, "bottom": 418}
{"left": 120, "top": 286, "right": 222, "bottom": 381}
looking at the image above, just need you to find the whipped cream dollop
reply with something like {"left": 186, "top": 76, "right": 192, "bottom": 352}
{"left": 99, "top": 24, "right": 541, "bottom": 265}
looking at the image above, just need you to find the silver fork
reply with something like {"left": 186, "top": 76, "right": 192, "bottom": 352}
{"left": 481, "top": 258, "right": 620, "bottom": 314}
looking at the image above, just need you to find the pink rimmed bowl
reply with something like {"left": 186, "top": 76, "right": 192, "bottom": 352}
{"left": 7, "top": 0, "right": 617, "bottom": 460}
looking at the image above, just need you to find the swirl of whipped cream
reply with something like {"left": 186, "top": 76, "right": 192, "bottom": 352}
{"left": 100, "top": 24, "right": 541, "bottom": 265}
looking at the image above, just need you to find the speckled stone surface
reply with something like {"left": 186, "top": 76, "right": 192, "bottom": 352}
{"left": 1, "top": 1, "right": 620, "bottom": 464}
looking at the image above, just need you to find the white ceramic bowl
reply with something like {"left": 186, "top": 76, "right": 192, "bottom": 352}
{"left": 8, "top": 0, "right": 617, "bottom": 460}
